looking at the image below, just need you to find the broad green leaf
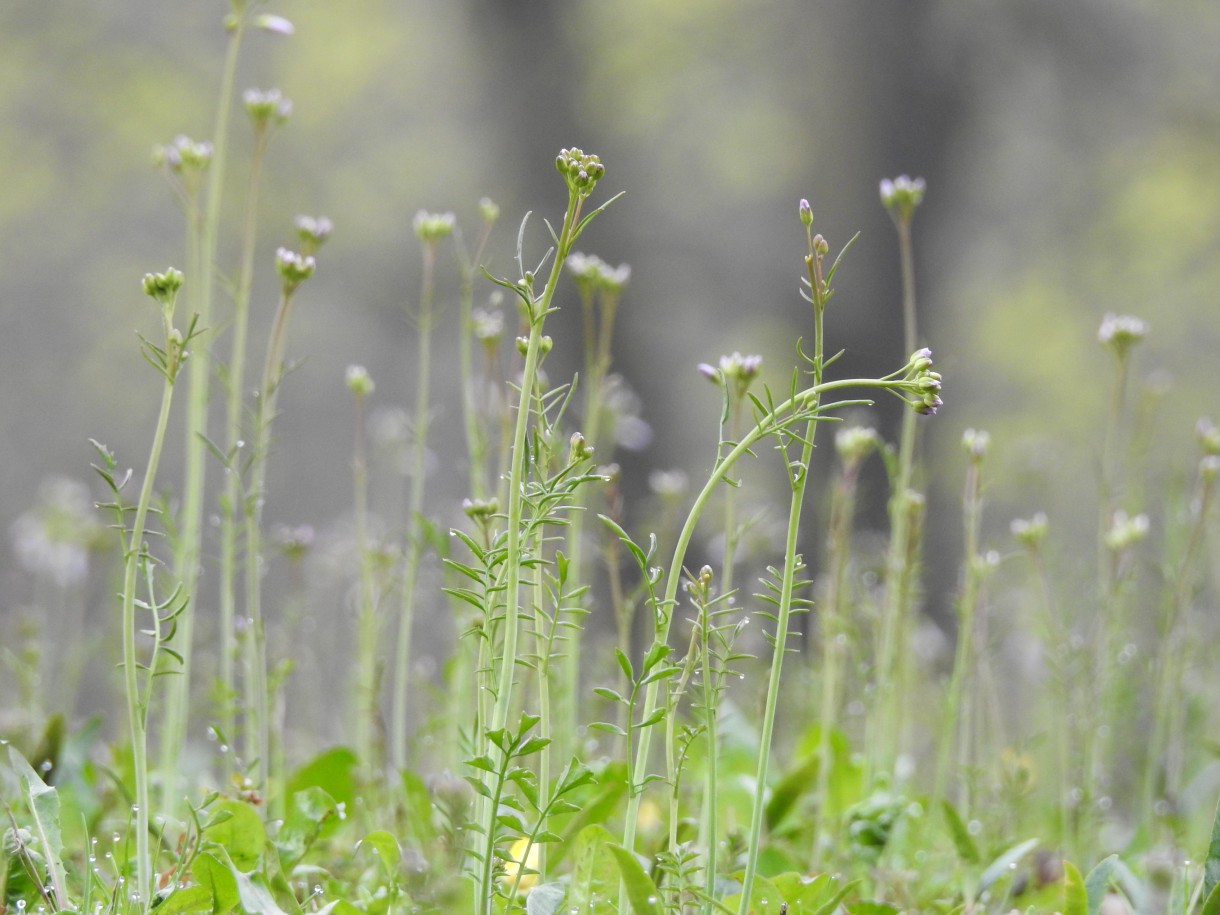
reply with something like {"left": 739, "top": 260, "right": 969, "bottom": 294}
{"left": 1201, "top": 882, "right": 1220, "bottom": 915}
{"left": 607, "top": 843, "right": 662, "bottom": 915}
{"left": 1084, "top": 854, "right": 1119, "bottom": 915}
{"left": 723, "top": 872, "right": 786, "bottom": 915}
{"left": 203, "top": 798, "right": 266, "bottom": 872}
{"left": 357, "top": 831, "right": 402, "bottom": 876}
{"left": 551, "top": 764, "right": 629, "bottom": 869}
{"left": 1063, "top": 861, "right": 1088, "bottom": 915}
{"left": 846, "top": 902, "right": 900, "bottom": 915}
{"left": 764, "top": 752, "right": 818, "bottom": 832}
{"left": 191, "top": 852, "right": 239, "bottom": 915}
{"left": 940, "top": 799, "right": 980, "bottom": 864}
{"left": 7, "top": 746, "right": 69, "bottom": 910}
{"left": 286, "top": 747, "right": 357, "bottom": 842}
{"left": 275, "top": 786, "right": 338, "bottom": 868}
{"left": 229, "top": 863, "right": 290, "bottom": 915}
{"left": 568, "top": 825, "right": 618, "bottom": 914}
{"left": 155, "top": 885, "right": 213, "bottom": 915}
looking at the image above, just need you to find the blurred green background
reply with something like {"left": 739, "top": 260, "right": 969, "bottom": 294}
{"left": 2, "top": 0, "right": 1218, "bottom": 736}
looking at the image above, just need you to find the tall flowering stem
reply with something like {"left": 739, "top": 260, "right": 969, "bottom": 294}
{"left": 475, "top": 149, "right": 613, "bottom": 912}
{"left": 106, "top": 269, "right": 192, "bottom": 914}
{"left": 242, "top": 246, "right": 315, "bottom": 792}
{"left": 390, "top": 211, "right": 455, "bottom": 774}
{"left": 871, "top": 174, "right": 927, "bottom": 781}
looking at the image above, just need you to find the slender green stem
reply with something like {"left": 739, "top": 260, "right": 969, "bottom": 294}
{"left": 619, "top": 377, "right": 898, "bottom": 858}
{"left": 244, "top": 286, "right": 300, "bottom": 790}
{"left": 487, "top": 194, "right": 581, "bottom": 739}
{"left": 122, "top": 301, "right": 184, "bottom": 913}
{"left": 737, "top": 229, "right": 827, "bottom": 915}
{"left": 871, "top": 212, "right": 922, "bottom": 783}
{"left": 812, "top": 450, "right": 864, "bottom": 861}
{"left": 217, "top": 118, "right": 271, "bottom": 744}
{"left": 160, "top": 16, "right": 246, "bottom": 808}
{"left": 932, "top": 445, "right": 986, "bottom": 817}
{"left": 352, "top": 386, "right": 380, "bottom": 778}
{"left": 390, "top": 239, "right": 441, "bottom": 774}
{"left": 458, "top": 220, "right": 496, "bottom": 502}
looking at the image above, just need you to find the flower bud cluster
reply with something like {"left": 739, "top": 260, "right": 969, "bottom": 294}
{"left": 1104, "top": 510, "right": 1150, "bottom": 552}
{"left": 569, "top": 432, "right": 595, "bottom": 464}
{"left": 835, "top": 426, "right": 880, "bottom": 464}
{"left": 684, "top": 564, "right": 715, "bottom": 604}
{"left": 962, "top": 428, "right": 990, "bottom": 462}
{"left": 567, "top": 252, "right": 631, "bottom": 297}
{"left": 152, "top": 135, "right": 213, "bottom": 174}
{"left": 1010, "top": 511, "right": 1049, "bottom": 548}
{"left": 478, "top": 197, "right": 500, "bottom": 225}
{"left": 463, "top": 496, "right": 500, "bottom": 523}
{"left": 275, "top": 247, "right": 316, "bottom": 294}
{"left": 472, "top": 307, "right": 505, "bottom": 344}
{"left": 413, "top": 210, "right": 456, "bottom": 243}
{"left": 142, "top": 267, "right": 185, "bottom": 306}
{"left": 879, "top": 175, "right": 926, "bottom": 223}
{"left": 555, "top": 147, "right": 605, "bottom": 197}
{"left": 345, "top": 365, "right": 374, "bottom": 398}
{"left": 697, "top": 352, "right": 763, "bottom": 398}
{"left": 1197, "top": 418, "right": 1220, "bottom": 456}
{"left": 243, "top": 88, "right": 293, "bottom": 126}
{"left": 1097, "top": 313, "right": 1147, "bottom": 359}
{"left": 295, "top": 215, "right": 333, "bottom": 254}
{"left": 904, "top": 347, "right": 943, "bottom": 414}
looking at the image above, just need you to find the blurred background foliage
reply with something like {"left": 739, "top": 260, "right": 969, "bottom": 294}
{"left": 2, "top": 0, "right": 1219, "bottom": 735}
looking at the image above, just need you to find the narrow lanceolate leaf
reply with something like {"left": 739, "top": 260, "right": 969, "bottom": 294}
{"left": 8, "top": 746, "right": 69, "bottom": 910}
{"left": 607, "top": 843, "right": 663, "bottom": 915}
{"left": 1084, "top": 854, "right": 1120, "bottom": 915}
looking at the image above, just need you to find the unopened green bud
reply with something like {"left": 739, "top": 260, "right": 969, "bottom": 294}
{"left": 1201, "top": 455, "right": 1220, "bottom": 482}
{"left": 253, "top": 13, "right": 295, "bottom": 35}
{"left": 515, "top": 336, "right": 529, "bottom": 356}
{"left": 799, "top": 198, "right": 813, "bottom": 227}
{"left": 539, "top": 335, "right": 553, "bottom": 355}
{"left": 812, "top": 234, "right": 829, "bottom": 257}
{"left": 478, "top": 197, "right": 500, "bottom": 224}
{"left": 142, "top": 267, "right": 185, "bottom": 305}
{"left": 345, "top": 365, "right": 374, "bottom": 397}
{"left": 569, "top": 432, "right": 594, "bottom": 463}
